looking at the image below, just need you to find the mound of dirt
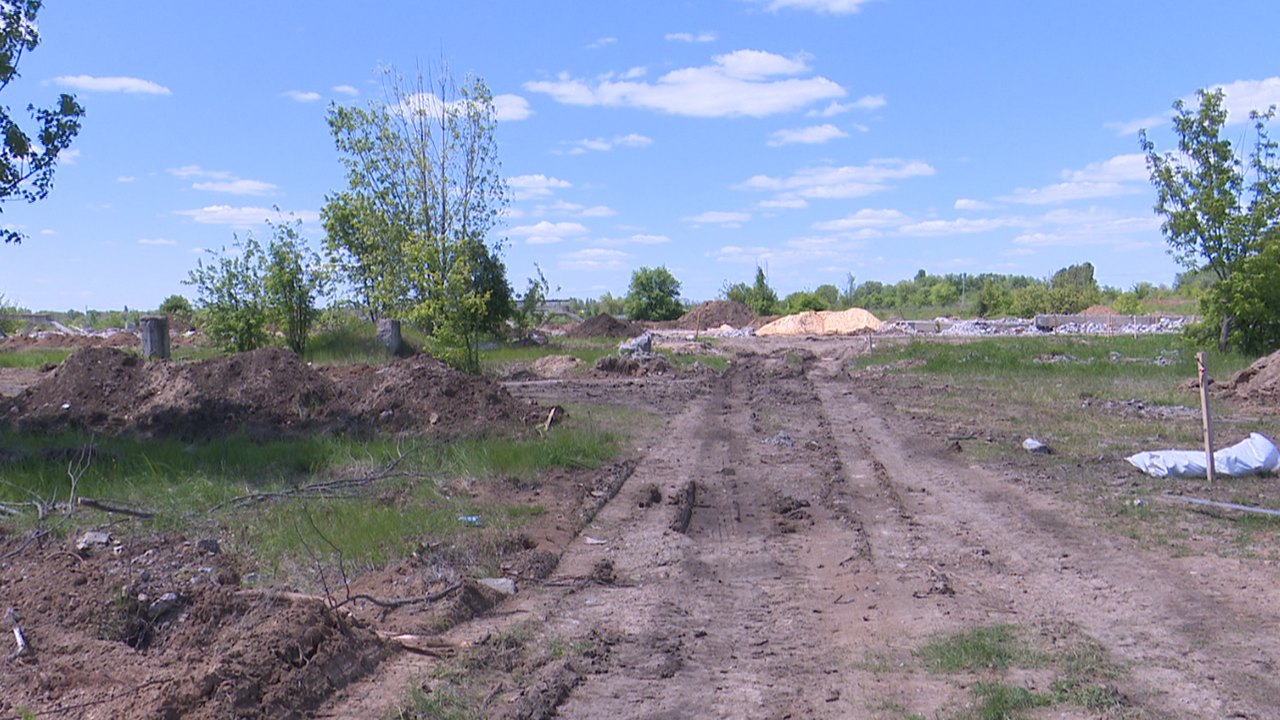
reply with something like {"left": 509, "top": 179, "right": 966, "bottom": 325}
{"left": 0, "top": 533, "right": 389, "bottom": 720}
{"left": 531, "top": 354, "right": 583, "bottom": 378}
{"left": 1224, "top": 349, "right": 1280, "bottom": 410}
{"left": 594, "top": 354, "right": 673, "bottom": 377}
{"left": 673, "top": 301, "right": 755, "bottom": 331}
{"left": 565, "top": 314, "right": 644, "bottom": 339}
{"left": 1082, "top": 304, "right": 1118, "bottom": 316}
{"left": 755, "top": 308, "right": 882, "bottom": 336}
{"left": 9, "top": 347, "right": 534, "bottom": 440}
{"left": 323, "top": 354, "right": 530, "bottom": 434}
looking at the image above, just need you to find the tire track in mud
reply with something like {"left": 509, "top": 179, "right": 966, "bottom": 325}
{"left": 811, "top": 356, "right": 1280, "bottom": 719}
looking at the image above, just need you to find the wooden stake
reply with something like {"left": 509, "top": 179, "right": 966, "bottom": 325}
{"left": 1197, "top": 351, "right": 1216, "bottom": 482}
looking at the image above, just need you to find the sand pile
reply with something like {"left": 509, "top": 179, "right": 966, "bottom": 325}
{"left": 1082, "top": 305, "right": 1117, "bottom": 316}
{"left": 755, "top": 308, "right": 882, "bottom": 336}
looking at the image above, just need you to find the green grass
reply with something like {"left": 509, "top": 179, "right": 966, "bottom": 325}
{"left": 0, "top": 348, "right": 72, "bottom": 368}
{"left": 917, "top": 625, "right": 1038, "bottom": 673}
{"left": 0, "top": 423, "right": 620, "bottom": 585}
{"left": 905, "top": 624, "right": 1129, "bottom": 720}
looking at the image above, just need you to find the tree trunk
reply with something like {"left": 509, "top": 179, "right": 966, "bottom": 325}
{"left": 1218, "top": 314, "right": 1233, "bottom": 352}
{"left": 140, "top": 315, "right": 170, "bottom": 360}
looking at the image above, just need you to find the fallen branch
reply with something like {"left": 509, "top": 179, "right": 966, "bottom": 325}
{"left": 77, "top": 497, "right": 155, "bottom": 519}
{"left": 1158, "top": 495, "right": 1280, "bottom": 517}
{"left": 208, "top": 450, "right": 416, "bottom": 513}
{"left": 240, "top": 581, "right": 463, "bottom": 611}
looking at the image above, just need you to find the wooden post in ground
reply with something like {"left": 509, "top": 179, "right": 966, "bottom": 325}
{"left": 1197, "top": 351, "right": 1216, "bottom": 482}
{"left": 140, "top": 315, "right": 170, "bottom": 360}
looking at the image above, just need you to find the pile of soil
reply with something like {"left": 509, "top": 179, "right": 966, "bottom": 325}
{"left": 0, "top": 533, "right": 388, "bottom": 720}
{"left": 673, "top": 301, "right": 755, "bottom": 331}
{"left": 8, "top": 346, "right": 534, "bottom": 440}
{"left": 531, "top": 354, "right": 582, "bottom": 378}
{"left": 1224, "top": 348, "right": 1280, "bottom": 410}
{"left": 755, "top": 308, "right": 882, "bottom": 336}
{"left": 564, "top": 314, "right": 644, "bottom": 339}
{"left": 594, "top": 354, "right": 673, "bottom": 377}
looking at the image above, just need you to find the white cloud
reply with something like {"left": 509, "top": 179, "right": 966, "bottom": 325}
{"left": 57, "top": 148, "right": 81, "bottom": 164}
{"left": 666, "top": 31, "right": 717, "bottom": 43}
{"left": 1109, "top": 77, "right": 1280, "bottom": 135}
{"left": 759, "top": 198, "right": 808, "bottom": 209}
{"left": 169, "top": 165, "right": 277, "bottom": 196}
{"left": 508, "top": 220, "right": 589, "bottom": 244}
{"left": 174, "top": 205, "right": 318, "bottom": 228}
{"left": 1105, "top": 113, "right": 1170, "bottom": 136}
{"left": 536, "top": 200, "right": 617, "bottom": 218}
{"left": 508, "top": 174, "right": 571, "bottom": 200}
{"left": 138, "top": 237, "right": 177, "bottom": 246}
{"left": 39, "top": 228, "right": 55, "bottom": 236}
{"left": 560, "top": 247, "right": 631, "bottom": 270}
{"left": 1063, "top": 153, "right": 1148, "bottom": 183}
{"left": 807, "top": 95, "right": 885, "bottom": 117}
{"left": 494, "top": 94, "right": 533, "bottom": 121}
{"left": 562, "top": 132, "right": 653, "bottom": 154}
{"left": 738, "top": 158, "right": 934, "bottom": 200}
{"left": 1214, "top": 76, "right": 1280, "bottom": 123}
{"left": 595, "top": 233, "right": 672, "bottom": 246}
{"left": 748, "top": 0, "right": 877, "bottom": 14}
{"left": 1012, "top": 207, "right": 1160, "bottom": 248}
{"left": 332, "top": 84, "right": 360, "bottom": 96}
{"left": 900, "top": 217, "right": 1026, "bottom": 237}
{"left": 954, "top": 198, "right": 995, "bottom": 211}
{"left": 191, "top": 179, "right": 279, "bottom": 196}
{"left": 54, "top": 75, "right": 171, "bottom": 95}
{"left": 686, "top": 210, "right": 751, "bottom": 226}
{"left": 588, "top": 36, "right": 617, "bottom": 49}
{"left": 1001, "top": 182, "right": 1134, "bottom": 205}
{"left": 812, "top": 208, "right": 907, "bottom": 231}
{"left": 524, "top": 49, "right": 845, "bottom": 118}
{"left": 767, "top": 123, "right": 849, "bottom": 146}
{"left": 116, "top": 175, "right": 136, "bottom": 183}
{"left": 283, "top": 90, "right": 322, "bottom": 102}
{"left": 999, "top": 154, "right": 1147, "bottom": 206}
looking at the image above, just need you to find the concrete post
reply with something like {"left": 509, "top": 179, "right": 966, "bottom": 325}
{"left": 140, "top": 315, "right": 171, "bottom": 360}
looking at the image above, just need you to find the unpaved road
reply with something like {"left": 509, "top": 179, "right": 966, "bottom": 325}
{"left": 323, "top": 340, "right": 1280, "bottom": 719}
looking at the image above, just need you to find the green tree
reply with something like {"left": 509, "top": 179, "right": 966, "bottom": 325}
{"left": 928, "top": 280, "right": 959, "bottom": 308}
{"left": 186, "top": 221, "right": 328, "bottom": 355}
{"left": 186, "top": 237, "right": 269, "bottom": 353}
{"left": 625, "top": 266, "right": 683, "bottom": 321}
{"left": 814, "top": 283, "right": 840, "bottom": 309}
{"left": 784, "top": 290, "right": 828, "bottom": 313}
{"left": 742, "top": 266, "right": 778, "bottom": 315}
{"left": 513, "top": 264, "right": 554, "bottom": 338}
{"left": 0, "top": 0, "right": 85, "bottom": 243}
{"left": 157, "top": 294, "right": 192, "bottom": 317}
{"left": 262, "top": 219, "right": 329, "bottom": 355}
{"left": 324, "top": 64, "right": 512, "bottom": 372}
{"left": 1140, "top": 88, "right": 1279, "bottom": 350}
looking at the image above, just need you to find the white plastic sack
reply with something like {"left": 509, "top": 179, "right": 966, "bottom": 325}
{"left": 1126, "top": 432, "right": 1280, "bottom": 478}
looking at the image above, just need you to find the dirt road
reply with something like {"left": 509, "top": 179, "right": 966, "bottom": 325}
{"left": 322, "top": 341, "right": 1280, "bottom": 719}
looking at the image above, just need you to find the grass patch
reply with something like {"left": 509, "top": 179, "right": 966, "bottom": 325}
{"left": 917, "top": 624, "right": 1038, "bottom": 673}
{"left": 0, "top": 424, "right": 620, "bottom": 586}
{"left": 902, "top": 624, "right": 1130, "bottom": 720}
{"left": 0, "top": 348, "right": 72, "bottom": 368}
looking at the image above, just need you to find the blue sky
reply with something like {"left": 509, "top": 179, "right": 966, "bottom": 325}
{"left": 2, "top": 0, "right": 1279, "bottom": 312}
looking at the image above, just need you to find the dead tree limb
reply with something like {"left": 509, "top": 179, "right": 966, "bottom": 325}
{"left": 207, "top": 449, "right": 417, "bottom": 513}
{"left": 77, "top": 497, "right": 155, "bottom": 519}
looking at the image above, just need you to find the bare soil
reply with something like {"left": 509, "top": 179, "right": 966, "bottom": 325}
{"left": 3, "top": 336, "right": 1279, "bottom": 719}
{"left": 6, "top": 347, "right": 538, "bottom": 441}
{"left": 564, "top": 314, "right": 644, "bottom": 339}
